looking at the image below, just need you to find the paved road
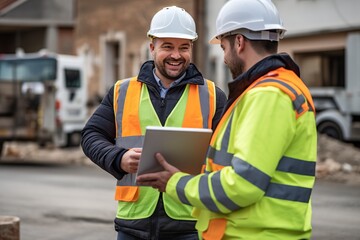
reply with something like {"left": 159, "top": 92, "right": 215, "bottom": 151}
{"left": 0, "top": 162, "right": 117, "bottom": 240}
{"left": 0, "top": 161, "right": 359, "bottom": 240}
{"left": 311, "top": 180, "right": 360, "bottom": 239}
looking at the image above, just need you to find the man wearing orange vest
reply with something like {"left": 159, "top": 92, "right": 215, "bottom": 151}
{"left": 81, "top": 6, "right": 227, "bottom": 240}
{"left": 137, "top": 0, "right": 317, "bottom": 239}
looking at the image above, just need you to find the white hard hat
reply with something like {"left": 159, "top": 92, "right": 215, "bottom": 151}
{"left": 147, "top": 6, "right": 198, "bottom": 41}
{"left": 210, "top": 0, "right": 286, "bottom": 44}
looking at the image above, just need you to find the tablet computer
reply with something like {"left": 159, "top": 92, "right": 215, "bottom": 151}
{"left": 136, "top": 126, "right": 212, "bottom": 178}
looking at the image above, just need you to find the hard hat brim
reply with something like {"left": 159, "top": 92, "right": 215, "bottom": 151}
{"left": 148, "top": 32, "right": 198, "bottom": 41}
{"left": 209, "top": 35, "right": 221, "bottom": 44}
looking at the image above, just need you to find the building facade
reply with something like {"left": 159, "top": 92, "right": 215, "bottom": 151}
{"left": 205, "top": 0, "right": 360, "bottom": 93}
{"left": 0, "top": 0, "right": 76, "bottom": 55}
{"left": 75, "top": 0, "right": 206, "bottom": 104}
{"left": 3, "top": 0, "right": 357, "bottom": 110}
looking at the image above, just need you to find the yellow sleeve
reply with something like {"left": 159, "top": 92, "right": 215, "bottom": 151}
{"left": 166, "top": 87, "right": 296, "bottom": 213}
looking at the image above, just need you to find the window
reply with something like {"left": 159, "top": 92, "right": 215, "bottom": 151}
{"left": 0, "top": 58, "right": 57, "bottom": 82}
{"left": 64, "top": 69, "right": 81, "bottom": 88}
{"left": 294, "top": 50, "right": 345, "bottom": 87}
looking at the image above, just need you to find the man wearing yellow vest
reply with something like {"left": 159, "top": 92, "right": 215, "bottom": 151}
{"left": 137, "top": 0, "right": 317, "bottom": 239}
{"left": 81, "top": 6, "right": 227, "bottom": 240}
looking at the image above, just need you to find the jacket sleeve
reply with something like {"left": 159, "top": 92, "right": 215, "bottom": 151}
{"left": 212, "top": 86, "right": 227, "bottom": 130}
{"left": 81, "top": 86, "right": 127, "bottom": 180}
{"left": 165, "top": 87, "right": 296, "bottom": 213}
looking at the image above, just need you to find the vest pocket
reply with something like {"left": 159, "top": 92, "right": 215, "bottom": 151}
{"left": 115, "top": 186, "right": 139, "bottom": 202}
{"left": 202, "top": 218, "right": 227, "bottom": 240}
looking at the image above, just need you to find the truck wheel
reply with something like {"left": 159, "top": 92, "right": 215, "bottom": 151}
{"left": 317, "top": 121, "right": 343, "bottom": 141}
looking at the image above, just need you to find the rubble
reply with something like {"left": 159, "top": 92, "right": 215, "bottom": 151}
{"left": 1, "top": 142, "right": 90, "bottom": 166}
{"left": 316, "top": 134, "right": 360, "bottom": 186}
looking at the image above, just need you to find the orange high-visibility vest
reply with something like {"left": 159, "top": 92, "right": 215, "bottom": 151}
{"left": 113, "top": 76, "right": 216, "bottom": 220}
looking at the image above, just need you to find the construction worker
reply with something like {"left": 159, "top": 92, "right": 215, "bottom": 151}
{"left": 81, "top": 6, "right": 227, "bottom": 240}
{"left": 137, "top": 0, "right": 318, "bottom": 239}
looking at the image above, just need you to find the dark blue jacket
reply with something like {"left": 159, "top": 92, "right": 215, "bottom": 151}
{"left": 81, "top": 60, "right": 227, "bottom": 238}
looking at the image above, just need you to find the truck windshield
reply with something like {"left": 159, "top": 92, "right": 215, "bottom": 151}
{"left": 0, "top": 58, "right": 57, "bottom": 82}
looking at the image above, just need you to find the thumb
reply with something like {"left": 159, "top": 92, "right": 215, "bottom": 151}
{"left": 155, "top": 153, "right": 179, "bottom": 173}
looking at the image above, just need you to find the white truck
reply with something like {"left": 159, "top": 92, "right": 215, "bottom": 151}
{"left": 0, "top": 50, "right": 88, "bottom": 157}
{"left": 311, "top": 33, "right": 360, "bottom": 143}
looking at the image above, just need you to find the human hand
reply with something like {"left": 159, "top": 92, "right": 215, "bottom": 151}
{"left": 136, "top": 153, "right": 180, "bottom": 192}
{"left": 120, "top": 148, "right": 142, "bottom": 173}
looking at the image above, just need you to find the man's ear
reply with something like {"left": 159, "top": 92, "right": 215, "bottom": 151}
{"left": 235, "top": 35, "right": 245, "bottom": 53}
{"left": 149, "top": 42, "right": 155, "bottom": 56}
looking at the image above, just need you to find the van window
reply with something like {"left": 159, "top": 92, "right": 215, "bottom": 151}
{"left": 0, "top": 58, "right": 57, "bottom": 82}
{"left": 64, "top": 68, "right": 81, "bottom": 88}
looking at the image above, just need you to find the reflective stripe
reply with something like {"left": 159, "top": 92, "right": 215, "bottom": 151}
{"left": 207, "top": 148, "right": 315, "bottom": 204}
{"left": 208, "top": 150, "right": 315, "bottom": 204}
{"left": 233, "top": 156, "right": 313, "bottom": 203}
{"left": 211, "top": 171, "right": 240, "bottom": 211}
{"left": 176, "top": 175, "right": 192, "bottom": 205}
{"left": 206, "top": 81, "right": 216, "bottom": 128}
{"left": 207, "top": 115, "right": 234, "bottom": 166}
{"left": 199, "top": 80, "right": 210, "bottom": 128}
{"left": 116, "top": 79, "right": 131, "bottom": 138}
{"left": 115, "top": 136, "right": 144, "bottom": 149}
{"left": 265, "top": 182, "right": 312, "bottom": 203}
{"left": 199, "top": 175, "right": 220, "bottom": 212}
{"left": 207, "top": 146, "right": 233, "bottom": 166}
{"left": 255, "top": 79, "right": 307, "bottom": 114}
{"left": 277, "top": 156, "right": 316, "bottom": 176}
{"left": 233, "top": 157, "right": 270, "bottom": 192}
{"left": 200, "top": 156, "right": 313, "bottom": 213}
{"left": 182, "top": 80, "right": 214, "bottom": 128}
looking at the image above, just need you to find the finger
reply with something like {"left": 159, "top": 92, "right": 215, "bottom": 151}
{"left": 155, "top": 153, "right": 179, "bottom": 173}
{"left": 130, "top": 160, "right": 139, "bottom": 168}
{"left": 132, "top": 148, "right": 142, "bottom": 153}
{"left": 131, "top": 152, "right": 141, "bottom": 160}
{"left": 137, "top": 180, "right": 157, "bottom": 187}
{"left": 155, "top": 153, "right": 171, "bottom": 169}
{"left": 136, "top": 173, "right": 158, "bottom": 182}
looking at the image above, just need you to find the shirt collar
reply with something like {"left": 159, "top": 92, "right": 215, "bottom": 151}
{"left": 152, "top": 68, "right": 186, "bottom": 89}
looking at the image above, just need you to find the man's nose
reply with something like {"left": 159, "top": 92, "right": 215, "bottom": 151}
{"left": 170, "top": 49, "right": 181, "bottom": 59}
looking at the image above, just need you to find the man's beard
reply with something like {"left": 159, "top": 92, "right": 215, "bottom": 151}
{"left": 154, "top": 56, "right": 188, "bottom": 80}
{"left": 228, "top": 49, "right": 244, "bottom": 79}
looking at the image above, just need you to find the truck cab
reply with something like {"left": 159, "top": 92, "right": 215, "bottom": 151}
{"left": 0, "top": 50, "right": 87, "bottom": 156}
{"left": 308, "top": 33, "right": 360, "bottom": 142}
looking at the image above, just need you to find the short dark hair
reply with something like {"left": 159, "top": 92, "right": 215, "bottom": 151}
{"left": 227, "top": 34, "right": 278, "bottom": 54}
